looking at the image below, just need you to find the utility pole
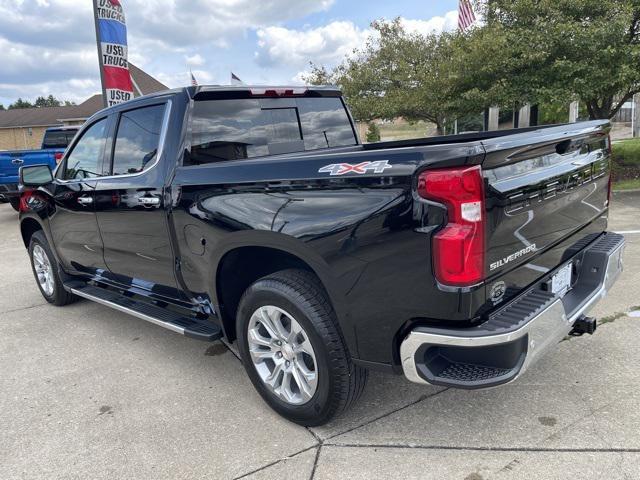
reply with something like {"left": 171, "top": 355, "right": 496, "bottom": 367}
{"left": 569, "top": 101, "right": 580, "bottom": 123}
{"left": 518, "top": 104, "right": 531, "bottom": 128}
{"left": 633, "top": 94, "right": 639, "bottom": 138}
{"left": 487, "top": 107, "right": 499, "bottom": 131}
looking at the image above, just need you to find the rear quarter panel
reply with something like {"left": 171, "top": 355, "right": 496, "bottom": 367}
{"left": 170, "top": 143, "right": 484, "bottom": 365}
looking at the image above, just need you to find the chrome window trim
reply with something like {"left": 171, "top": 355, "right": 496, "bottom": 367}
{"left": 57, "top": 100, "right": 172, "bottom": 184}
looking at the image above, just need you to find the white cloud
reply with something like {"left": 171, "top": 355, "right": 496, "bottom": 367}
{"left": 399, "top": 11, "right": 458, "bottom": 36}
{"left": 0, "top": 0, "right": 334, "bottom": 104}
{"left": 127, "top": 0, "right": 335, "bottom": 47}
{"left": 0, "top": 1, "right": 458, "bottom": 105}
{"left": 0, "top": 37, "right": 97, "bottom": 84}
{"left": 256, "top": 11, "right": 458, "bottom": 83}
{"left": 256, "top": 21, "right": 370, "bottom": 68}
{"left": 185, "top": 53, "right": 205, "bottom": 67}
{"left": 156, "top": 69, "right": 215, "bottom": 89}
{"left": 0, "top": 78, "right": 101, "bottom": 105}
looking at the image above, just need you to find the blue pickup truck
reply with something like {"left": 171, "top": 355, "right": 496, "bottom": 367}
{"left": 0, "top": 127, "right": 79, "bottom": 210}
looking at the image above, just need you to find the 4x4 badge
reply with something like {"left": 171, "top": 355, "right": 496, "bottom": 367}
{"left": 318, "top": 160, "right": 392, "bottom": 176}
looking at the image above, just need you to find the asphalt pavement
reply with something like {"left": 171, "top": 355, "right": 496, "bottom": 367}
{"left": 1, "top": 192, "right": 639, "bottom": 479}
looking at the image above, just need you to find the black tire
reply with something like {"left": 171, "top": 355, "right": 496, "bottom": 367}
{"left": 236, "top": 269, "right": 367, "bottom": 426}
{"left": 28, "top": 230, "right": 77, "bottom": 306}
{"left": 9, "top": 197, "right": 20, "bottom": 211}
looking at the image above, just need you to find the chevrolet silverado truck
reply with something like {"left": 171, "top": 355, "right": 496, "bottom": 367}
{"left": 0, "top": 126, "right": 78, "bottom": 210}
{"left": 17, "top": 86, "right": 625, "bottom": 426}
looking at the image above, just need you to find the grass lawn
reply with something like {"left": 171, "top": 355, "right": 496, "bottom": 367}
{"left": 378, "top": 121, "right": 435, "bottom": 141}
{"left": 613, "top": 178, "right": 640, "bottom": 191}
{"left": 612, "top": 138, "right": 640, "bottom": 188}
{"left": 612, "top": 138, "right": 640, "bottom": 167}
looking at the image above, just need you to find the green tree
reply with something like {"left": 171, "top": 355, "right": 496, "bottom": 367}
{"left": 465, "top": 0, "right": 640, "bottom": 119}
{"left": 304, "top": 19, "right": 468, "bottom": 134}
{"left": 34, "top": 95, "right": 62, "bottom": 108}
{"left": 0, "top": 104, "right": 5, "bottom": 111}
{"left": 6, "top": 95, "right": 74, "bottom": 110}
{"left": 8, "top": 98, "right": 33, "bottom": 110}
{"left": 365, "top": 122, "right": 381, "bottom": 142}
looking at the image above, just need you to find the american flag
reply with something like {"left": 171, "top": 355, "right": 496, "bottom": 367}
{"left": 190, "top": 71, "right": 198, "bottom": 86}
{"left": 231, "top": 72, "right": 244, "bottom": 86}
{"left": 458, "top": 0, "right": 476, "bottom": 31}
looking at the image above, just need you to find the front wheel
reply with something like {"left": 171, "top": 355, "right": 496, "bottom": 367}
{"left": 236, "top": 269, "right": 367, "bottom": 426}
{"left": 29, "top": 230, "right": 77, "bottom": 306}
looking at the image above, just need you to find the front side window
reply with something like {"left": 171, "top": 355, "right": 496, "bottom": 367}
{"left": 188, "top": 97, "right": 357, "bottom": 165}
{"left": 111, "top": 104, "right": 165, "bottom": 176}
{"left": 63, "top": 119, "right": 108, "bottom": 180}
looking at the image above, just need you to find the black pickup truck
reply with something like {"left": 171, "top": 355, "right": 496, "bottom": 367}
{"left": 17, "top": 86, "right": 625, "bottom": 426}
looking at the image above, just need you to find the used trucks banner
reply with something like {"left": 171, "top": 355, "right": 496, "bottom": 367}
{"left": 93, "top": 0, "right": 134, "bottom": 107}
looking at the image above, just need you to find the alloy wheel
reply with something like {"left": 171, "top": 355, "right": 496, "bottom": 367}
{"left": 247, "top": 305, "right": 318, "bottom": 405}
{"left": 33, "top": 244, "right": 54, "bottom": 296}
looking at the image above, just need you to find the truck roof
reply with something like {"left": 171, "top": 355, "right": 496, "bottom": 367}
{"left": 88, "top": 85, "right": 342, "bottom": 120}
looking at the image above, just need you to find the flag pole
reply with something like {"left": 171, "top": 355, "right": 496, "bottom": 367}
{"left": 92, "top": 0, "right": 108, "bottom": 108}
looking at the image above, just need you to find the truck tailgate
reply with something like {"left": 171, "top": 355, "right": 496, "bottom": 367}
{"left": 482, "top": 121, "right": 611, "bottom": 294}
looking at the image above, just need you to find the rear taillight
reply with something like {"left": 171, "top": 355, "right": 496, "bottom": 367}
{"left": 418, "top": 165, "right": 486, "bottom": 287}
{"left": 54, "top": 152, "right": 64, "bottom": 164}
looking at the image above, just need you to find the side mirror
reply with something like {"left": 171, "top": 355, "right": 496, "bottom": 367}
{"left": 19, "top": 164, "right": 54, "bottom": 187}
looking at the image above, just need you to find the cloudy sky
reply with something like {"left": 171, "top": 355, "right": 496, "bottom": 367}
{"left": 0, "top": 0, "right": 459, "bottom": 107}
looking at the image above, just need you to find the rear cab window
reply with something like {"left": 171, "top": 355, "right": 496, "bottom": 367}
{"left": 42, "top": 130, "right": 78, "bottom": 149}
{"left": 187, "top": 96, "right": 357, "bottom": 165}
{"left": 111, "top": 104, "right": 166, "bottom": 176}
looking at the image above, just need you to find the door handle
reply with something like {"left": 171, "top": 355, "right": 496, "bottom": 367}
{"left": 138, "top": 196, "right": 161, "bottom": 207}
{"left": 77, "top": 196, "right": 93, "bottom": 205}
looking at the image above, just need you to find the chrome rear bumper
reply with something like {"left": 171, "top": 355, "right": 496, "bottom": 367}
{"left": 400, "top": 233, "right": 625, "bottom": 389}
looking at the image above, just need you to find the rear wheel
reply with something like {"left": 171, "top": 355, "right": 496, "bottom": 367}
{"left": 8, "top": 197, "right": 19, "bottom": 211}
{"left": 29, "top": 230, "right": 77, "bottom": 306}
{"left": 236, "top": 269, "right": 367, "bottom": 426}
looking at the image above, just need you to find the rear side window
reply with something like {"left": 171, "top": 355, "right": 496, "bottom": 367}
{"left": 111, "top": 104, "right": 165, "bottom": 176}
{"left": 42, "top": 130, "right": 77, "bottom": 149}
{"left": 62, "top": 119, "right": 108, "bottom": 180}
{"left": 188, "top": 97, "right": 356, "bottom": 165}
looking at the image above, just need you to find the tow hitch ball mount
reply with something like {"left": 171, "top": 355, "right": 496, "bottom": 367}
{"left": 569, "top": 315, "right": 597, "bottom": 336}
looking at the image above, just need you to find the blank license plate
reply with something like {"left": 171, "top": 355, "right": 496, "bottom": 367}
{"left": 552, "top": 263, "right": 572, "bottom": 296}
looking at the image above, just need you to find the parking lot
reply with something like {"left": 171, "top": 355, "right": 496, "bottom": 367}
{"left": 0, "top": 192, "right": 639, "bottom": 480}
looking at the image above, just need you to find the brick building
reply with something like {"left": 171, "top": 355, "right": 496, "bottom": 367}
{"left": 0, "top": 65, "right": 167, "bottom": 151}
